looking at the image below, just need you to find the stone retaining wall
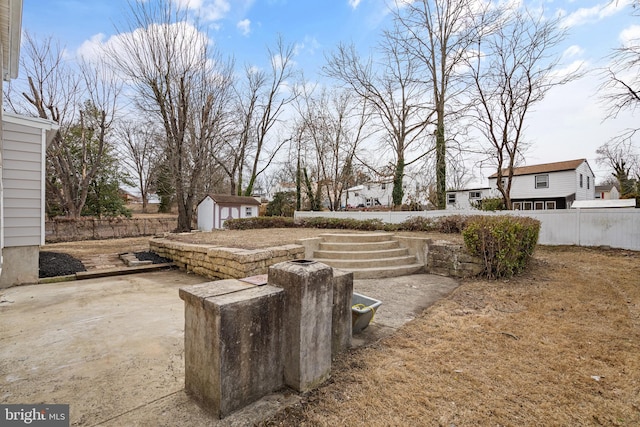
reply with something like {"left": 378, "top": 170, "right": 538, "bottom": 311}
{"left": 150, "top": 238, "right": 305, "bottom": 280}
{"left": 45, "top": 217, "right": 177, "bottom": 243}
{"left": 425, "top": 240, "right": 484, "bottom": 278}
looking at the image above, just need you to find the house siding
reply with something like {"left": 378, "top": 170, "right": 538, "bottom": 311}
{"left": 2, "top": 121, "right": 43, "bottom": 247}
{"left": 490, "top": 169, "right": 578, "bottom": 199}
{"left": 574, "top": 161, "right": 595, "bottom": 201}
{"left": 446, "top": 188, "right": 495, "bottom": 210}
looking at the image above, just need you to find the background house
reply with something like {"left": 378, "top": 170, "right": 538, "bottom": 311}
{"left": 343, "top": 181, "right": 394, "bottom": 208}
{"left": 197, "top": 194, "right": 260, "bottom": 231}
{"left": 447, "top": 159, "right": 596, "bottom": 211}
{"left": 488, "top": 159, "right": 595, "bottom": 210}
{"left": 445, "top": 187, "right": 497, "bottom": 210}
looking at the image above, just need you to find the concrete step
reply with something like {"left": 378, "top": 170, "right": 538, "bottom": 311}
{"left": 315, "top": 255, "right": 419, "bottom": 269}
{"left": 314, "top": 247, "right": 409, "bottom": 260}
{"left": 318, "top": 241, "right": 400, "bottom": 252}
{"left": 319, "top": 233, "right": 394, "bottom": 243}
{"left": 347, "top": 263, "right": 425, "bottom": 279}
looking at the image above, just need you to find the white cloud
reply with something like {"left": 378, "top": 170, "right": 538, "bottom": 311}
{"left": 349, "top": 0, "right": 362, "bottom": 9}
{"left": 200, "top": 0, "right": 231, "bottom": 21}
{"left": 562, "top": 44, "right": 584, "bottom": 59}
{"left": 561, "top": 0, "right": 633, "bottom": 28}
{"left": 237, "top": 19, "right": 251, "bottom": 36}
{"left": 76, "top": 21, "right": 213, "bottom": 76}
{"left": 294, "top": 36, "right": 321, "bottom": 56}
{"left": 77, "top": 33, "right": 107, "bottom": 63}
{"left": 175, "top": 0, "right": 204, "bottom": 9}
{"left": 620, "top": 24, "right": 640, "bottom": 47}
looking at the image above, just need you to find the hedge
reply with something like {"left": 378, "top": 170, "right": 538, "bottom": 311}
{"left": 462, "top": 215, "right": 540, "bottom": 279}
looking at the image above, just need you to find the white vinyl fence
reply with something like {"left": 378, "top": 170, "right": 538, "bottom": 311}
{"left": 294, "top": 208, "right": 640, "bottom": 251}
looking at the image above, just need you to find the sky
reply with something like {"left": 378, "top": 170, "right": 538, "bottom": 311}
{"left": 20, "top": 0, "right": 639, "bottom": 186}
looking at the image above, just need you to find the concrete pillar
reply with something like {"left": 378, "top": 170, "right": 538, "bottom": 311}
{"left": 331, "top": 269, "right": 353, "bottom": 356}
{"left": 179, "top": 280, "right": 285, "bottom": 418}
{"left": 268, "top": 260, "right": 334, "bottom": 392}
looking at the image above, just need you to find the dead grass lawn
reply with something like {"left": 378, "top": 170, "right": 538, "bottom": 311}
{"left": 266, "top": 246, "right": 640, "bottom": 426}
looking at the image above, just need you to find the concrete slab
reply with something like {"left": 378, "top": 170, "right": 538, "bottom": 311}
{"left": 351, "top": 274, "right": 460, "bottom": 346}
{"left": 0, "top": 270, "right": 459, "bottom": 425}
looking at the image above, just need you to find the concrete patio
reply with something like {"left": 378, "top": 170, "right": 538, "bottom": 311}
{"left": 0, "top": 268, "right": 458, "bottom": 426}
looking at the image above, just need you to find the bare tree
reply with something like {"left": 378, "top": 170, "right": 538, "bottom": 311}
{"left": 393, "top": 0, "right": 491, "bottom": 209}
{"left": 468, "top": 7, "right": 576, "bottom": 209}
{"left": 295, "top": 83, "right": 372, "bottom": 210}
{"left": 8, "top": 32, "right": 121, "bottom": 217}
{"left": 212, "top": 36, "right": 297, "bottom": 197}
{"left": 108, "top": 0, "right": 234, "bottom": 231}
{"left": 115, "top": 120, "right": 161, "bottom": 212}
{"left": 324, "top": 22, "right": 434, "bottom": 207}
{"left": 596, "top": 140, "right": 639, "bottom": 197}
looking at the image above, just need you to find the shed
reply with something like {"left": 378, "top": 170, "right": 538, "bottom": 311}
{"left": 197, "top": 194, "right": 261, "bottom": 231}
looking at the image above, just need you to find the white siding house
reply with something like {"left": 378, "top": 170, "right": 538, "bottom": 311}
{"left": 0, "top": 0, "right": 63, "bottom": 288}
{"left": 446, "top": 187, "right": 498, "bottom": 210}
{"left": 1, "top": 114, "right": 57, "bottom": 287}
{"left": 344, "top": 182, "right": 394, "bottom": 208}
{"left": 487, "top": 159, "right": 595, "bottom": 210}
{"left": 197, "top": 194, "right": 261, "bottom": 231}
{"left": 446, "top": 159, "right": 596, "bottom": 211}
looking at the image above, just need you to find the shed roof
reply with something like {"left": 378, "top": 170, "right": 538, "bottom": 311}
{"left": 595, "top": 184, "right": 616, "bottom": 192}
{"left": 571, "top": 199, "right": 636, "bottom": 209}
{"left": 489, "top": 159, "right": 587, "bottom": 178}
{"left": 204, "top": 194, "right": 261, "bottom": 206}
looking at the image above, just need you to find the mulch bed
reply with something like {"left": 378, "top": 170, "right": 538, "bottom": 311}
{"left": 39, "top": 251, "right": 87, "bottom": 278}
{"left": 39, "top": 251, "right": 171, "bottom": 278}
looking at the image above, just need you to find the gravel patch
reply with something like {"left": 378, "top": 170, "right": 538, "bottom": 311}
{"left": 134, "top": 251, "right": 171, "bottom": 264}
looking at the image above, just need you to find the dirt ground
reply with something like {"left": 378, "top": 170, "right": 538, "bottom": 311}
{"left": 16, "top": 230, "right": 640, "bottom": 425}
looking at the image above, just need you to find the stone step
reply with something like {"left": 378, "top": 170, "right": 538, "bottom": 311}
{"left": 314, "top": 255, "right": 419, "bottom": 269}
{"left": 318, "top": 241, "right": 400, "bottom": 252}
{"left": 347, "top": 263, "right": 425, "bottom": 280}
{"left": 314, "top": 247, "right": 409, "bottom": 260}
{"left": 319, "top": 233, "right": 394, "bottom": 243}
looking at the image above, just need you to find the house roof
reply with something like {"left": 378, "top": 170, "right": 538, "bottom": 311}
{"left": 595, "top": 184, "right": 615, "bottom": 192}
{"left": 447, "top": 187, "right": 491, "bottom": 193}
{"left": 1, "top": 0, "right": 22, "bottom": 81}
{"left": 205, "top": 194, "right": 261, "bottom": 206}
{"left": 489, "top": 159, "right": 587, "bottom": 178}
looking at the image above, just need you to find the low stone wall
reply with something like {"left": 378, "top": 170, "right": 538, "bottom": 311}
{"left": 45, "top": 217, "right": 177, "bottom": 243}
{"left": 150, "top": 238, "right": 305, "bottom": 280}
{"left": 425, "top": 240, "right": 483, "bottom": 278}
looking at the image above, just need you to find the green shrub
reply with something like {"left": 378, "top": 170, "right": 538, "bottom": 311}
{"left": 297, "top": 217, "right": 385, "bottom": 231}
{"left": 224, "top": 216, "right": 295, "bottom": 230}
{"left": 472, "top": 197, "right": 506, "bottom": 211}
{"left": 462, "top": 215, "right": 540, "bottom": 279}
{"left": 436, "top": 215, "right": 469, "bottom": 233}
{"left": 266, "top": 191, "right": 296, "bottom": 217}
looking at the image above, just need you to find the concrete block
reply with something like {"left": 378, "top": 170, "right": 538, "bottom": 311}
{"left": 180, "top": 280, "right": 285, "bottom": 418}
{"left": 1, "top": 246, "right": 39, "bottom": 288}
{"left": 268, "top": 260, "right": 334, "bottom": 392}
{"left": 331, "top": 269, "right": 353, "bottom": 356}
